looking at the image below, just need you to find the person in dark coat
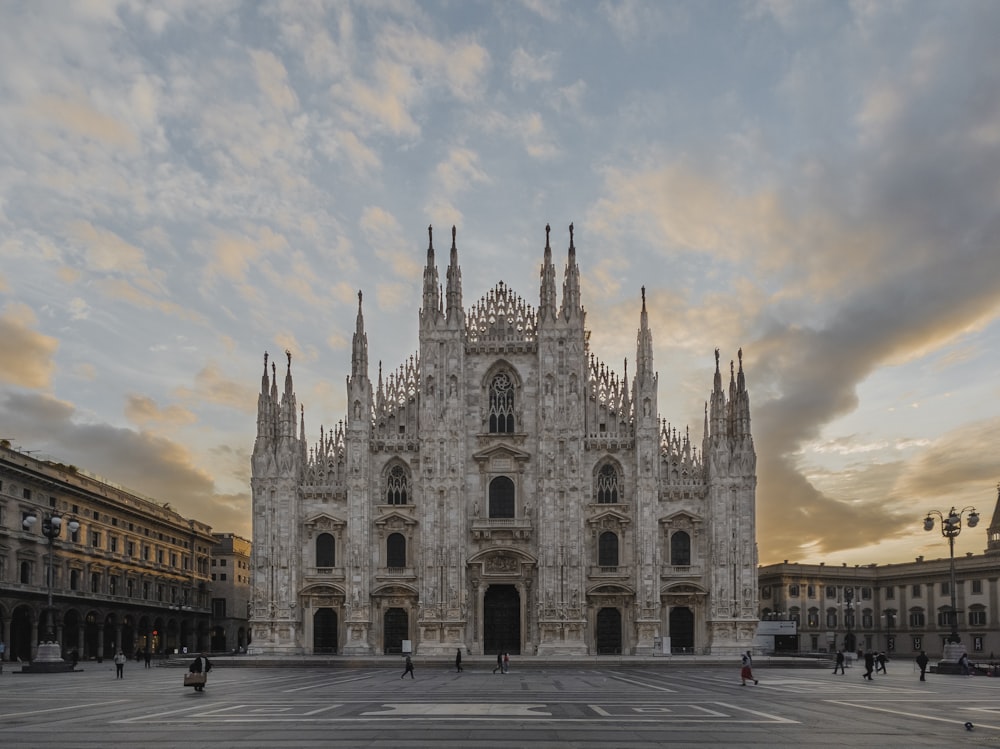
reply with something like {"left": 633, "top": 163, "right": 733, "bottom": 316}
{"left": 862, "top": 650, "right": 875, "bottom": 680}
{"left": 401, "top": 654, "right": 414, "bottom": 679}
{"left": 916, "top": 651, "right": 929, "bottom": 681}
{"left": 189, "top": 652, "right": 211, "bottom": 691}
{"left": 833, "top": 650, "right": 845, "bottom": 675}
{"left": 455, "top": 648, "right": 463, "bottom": 673}
{"left": 493, "top": 652, "right": 503, "bottom": 674}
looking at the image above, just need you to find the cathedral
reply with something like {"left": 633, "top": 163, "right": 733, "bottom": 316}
{"left": 250, "top": 225, "right": 758, "bottom": 657}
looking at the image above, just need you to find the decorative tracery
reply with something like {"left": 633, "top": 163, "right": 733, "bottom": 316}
{"left": 488, "top": 372, "right": 515, "bottom": 433}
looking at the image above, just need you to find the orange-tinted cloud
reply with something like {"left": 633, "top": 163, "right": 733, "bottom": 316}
{"left": 0, "top": 304, "right": 58, "bottom": 388}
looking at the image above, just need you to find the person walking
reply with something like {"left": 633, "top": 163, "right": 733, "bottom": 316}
{"left": 493, "top": 652, "right": 503, "bottom": 674}
{"left": 401, "top": 654, "right": 415, "bottom": 679}
{"left": 833, "top": 649, "right": 845, "bottom": 675}
{"left": 143, "top": 648, "right": 152, "bottom": 668}
{"left": 188, "top": 652, "right": 211, "bottom": 692}
{"left": 455, "top": 648, "right": 463, "bottom": 673}
{"left": 916, "top": 651, "right": 929, "bottom": 681}
{"left": 503, "top": 652, "right": 510, "bottom": 674}
{"left": 959, "top": 652, "right": 971, "bottom": 676}
{"left": 114, "top": 649, "right": 126, "bottom": 679}
{"left": 876, "top": 651, "right": 888, "bottom": 674}
{"left": 862, "top": 650, "right": 875, "bottom": 680}
{"left": 740, "top": 651, "right": 758, "bottom": 685}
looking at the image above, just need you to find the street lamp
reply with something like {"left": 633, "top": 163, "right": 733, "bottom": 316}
{"left": 923, "top": 506, "right": 979, "bottom": 647}
{"left": 881, "top": 611, "right": 895, "bottom": 652}
{"left": 22, "top": 510, "right": 79, "bottom": 660}
{"left": 842, "top": 587, "right": 855, "bottom": 653}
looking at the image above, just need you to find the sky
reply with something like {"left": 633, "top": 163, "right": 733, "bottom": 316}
{"left": 2, "top": 0, "right": 999, "bottom": 568}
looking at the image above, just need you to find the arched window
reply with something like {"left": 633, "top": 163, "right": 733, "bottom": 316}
{"left": 70, "top": 569, "right": 80, "bottom": 590}
{"left": 489, "top": 476, "right": 515, "bottom": 518}
{"left": 20, "top": 560, "right": 31, "bottom": 584}
{"left": 596, "top": 464, "right": 619, "bottom": 504}
{"left": 316, "top": 533, "right": 336, "bottom": 567}
{"left": 386, "top": 464, "right": 409, "bottom": 505}
{"left": 386, "top": 533, "right": 406, "bottom": 568}
{"left": 670, "top": 531, "right": 691, "bottom": 566}
{"left": 488, "top": 372, "right": 515, "bottom": 433}
{"left": 598, "top": 531, "right": 619, "bottom": 567}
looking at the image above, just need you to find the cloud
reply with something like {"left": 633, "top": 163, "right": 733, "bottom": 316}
{"left": 172, "top": 363, "right": 259, "bottom": 413}
{"left": 124, "top": 394, "right": 198, "bottom": 428}
{"left": 510, "top": 48, "right": 556, "bottom": 88}
{"left": 251, "top": 49, "right": 299, "bottom": 113}
{"left": 0, "top": 303, "right": 58, "bottom": 388}
{"left": 360, "top": 206, "right": 422, "bottom": 280}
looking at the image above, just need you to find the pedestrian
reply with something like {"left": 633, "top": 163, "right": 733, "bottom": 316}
{"left": 916, "top": 650, "right": 929, "bottom": 681}
{"left": 503, "top": 652, "right": 510, "bottom": 674}
{"left": 144, "top": 649, "right": 152, "bottom": 668}
{"left": 740, "top": 651, "right": 758, "bottom": 685}
{"left": 876, "top": 651, "right": 888, "bottom": 674}
{"left": 959, "top": 652, "right": 971, "bottom": 676}
{"left": 862, "top": 650, "right": 875, "bottom": 680}
{"left": 0, "top": 638, "right": 5, "bottom": 674}
{"left": 833, "top": 649, "right": 845, "bottom": 675}
{"left": 114, "top": 649, "right": 126, "bottom": 679}
{"left": 493, "top": 652, "right": 503, "bottom": 674}
{"left": 455, "top": 648, "right": 463, "bottom": 673}
{"left": 71, "top": 649, "right": 79, "bottom": 668}
{"left": 188, "top": 651, "right": 211, "bottom": 691}
{"left": 401, "top": 654, "right": 414, "bottom": 679}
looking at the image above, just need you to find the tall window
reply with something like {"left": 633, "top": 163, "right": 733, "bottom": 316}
{"left": 20, "top": 560, "right": 31, "bottom": 584}
{"left": 386, "top": 533, "right": 406, "bottom": 568}
{"left": 670, "top": 531, "right": 691, "bottom": 566}
{"left": 596, "top": 464, "right": 619, "bottom": 504}
{"left": 488, "top": 372, "right": 515, "bottom": 433}
{"left": 489, "top": 476, "right": 515, "bottom": 518}
{"left": 386, "top": 464, "right": 409, "bottom": 505}
{"left": 909, "top": 609, "right": 926, "bottom": 627}
{"left": 316, "top": 533, "right": 336, "bottom": 567}
{"left": 598, "top": 531, "right": 619, "bottom": 567}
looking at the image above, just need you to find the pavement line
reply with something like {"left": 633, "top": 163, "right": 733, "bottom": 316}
{"left": 606, "top": 672, "right": 677, "bottom": 692}
{"left": 0, "top": 700, "right": 129, "bottom": 719}
{"left": 361, "top": 703, "right": 551, "bottom": 716}
{"left": 283, "top": 674, "right": 374, "bottom": 692}
{"left": 714, "top": 702, "right": 799, "bottom": 724}
{"left": 827, "top": 700, "right": 1000, "bottom": 731}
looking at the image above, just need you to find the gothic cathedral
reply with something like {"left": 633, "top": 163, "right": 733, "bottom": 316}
{"left": 250, "top": 225, "right": 758, "bottom": 656}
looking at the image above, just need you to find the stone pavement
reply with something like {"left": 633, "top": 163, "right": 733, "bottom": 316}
{"left": 1, "top": 658, "right": 998, "bottom": 748}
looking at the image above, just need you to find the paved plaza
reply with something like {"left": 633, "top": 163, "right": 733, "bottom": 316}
{"left": 1, "top": 659, "right": 998, "bottom": 748}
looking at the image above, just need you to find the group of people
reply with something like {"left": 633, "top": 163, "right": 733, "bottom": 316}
{"left": 492, "top": 652, "right": 511, "bottom": 674}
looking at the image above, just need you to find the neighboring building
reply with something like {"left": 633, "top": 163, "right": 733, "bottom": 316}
{"left": 0, "top": 443, "right": 214, "bottom": 662}
{"left": 210, "top": 532, "right": 252, "bottom": 652}
{"left": 758, "top": 486, "right": 1000, "bottom": 660}
{"left": 250, "top": 225, "right": 758, "bottom": 657}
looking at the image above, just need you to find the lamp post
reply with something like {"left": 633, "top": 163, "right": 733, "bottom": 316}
{"left": 22, "top": 510, "right": 79, "bottom": 669}
{"left": 882, "top": 611, "right": 894, "bottom": 653}
{"left": 842, "top": 587, "right": 855, "bottom": 653}
{"left": 923, "top": 505, "right": 978, "bottom": 666}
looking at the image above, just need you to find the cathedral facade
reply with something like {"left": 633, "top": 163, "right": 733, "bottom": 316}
{"left": 250, "top": 225, "right": 758, "bottom": 657}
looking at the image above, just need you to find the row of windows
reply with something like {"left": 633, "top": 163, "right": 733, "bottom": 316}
{"left": 768, "top": 607, "right": 990, "bottom": 629}
{"left": 381, "top": 467, "right": 626, "bottom": 508}
{"left": 311, "top": 530, "right": 693, "bottom": 569}
{"left": 774, "top": 580, "right": 987, "bottom": 599}
{"left": 10, "top": 561, "right": 193, "bottom": 602}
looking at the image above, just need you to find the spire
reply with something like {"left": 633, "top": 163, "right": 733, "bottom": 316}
{"left": 986, "top": 483, "right": 1000, "bottom": 555}
{"left": 538, "top": 223, "right": 558, "bottom": 323}
{"left": 351, "top": 290, "right": 368, "bottom": 379}
{"left": 261, "top": 351, "right": 270, "bottom": 394}
{"left": 284, "top": 349, "right": 294, "bottom": 396}
{"left": 255, "top": 351, "right": 272, "bottom": 441}
{"left": 421, "top": 225, "right": 441, "bottom": 325}
{"left": 445, "top": 226, "right": 464, "bottom": 324}
{"left": 636, "top": 286, "right": 654, "bottom": 384}
{"left": 560, "top": 223, "right": 582, "bottom": 320}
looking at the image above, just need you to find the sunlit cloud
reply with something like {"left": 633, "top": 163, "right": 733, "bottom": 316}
{"left": 0, "top": 303, "right": 58, "bottom": 388}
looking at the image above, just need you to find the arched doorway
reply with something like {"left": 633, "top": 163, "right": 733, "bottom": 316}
{"left": 84, "top": 611, "right": 100, "bottom": 659}
{"left": 669, "top": 607, "right": 695, "bottom": 653}
{"left": 596, "top": 608, "right": 622, "bottom": 654}
{"left": 314, "top": 608, "right": 338, "bottom": 653}
{"left": 10, "top": 605, "right": 33, "bottom": 662}
{"left": 63, "top": 609, "right": 82, "bottom": 656}
{"left": 383, "top": 608, "right": 408, "bottom": 654}
{"left": 484, "top": 585, "right": 520, "bottom": 655}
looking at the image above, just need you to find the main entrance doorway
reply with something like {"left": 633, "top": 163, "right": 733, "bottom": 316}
{"left": 383, "top": 608, "right": 408, "bottom": 654}
{"left": 314, "top": 608, "right": 338, "bottom": 653}
{"left": 483, "top": 584, "right": 520, "bottom": 655}
{"left": 669, "top": 607, "right": 695, "bottom": 653}
{"left": 596, "top": 607, "right": 622, "bottom": 654}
